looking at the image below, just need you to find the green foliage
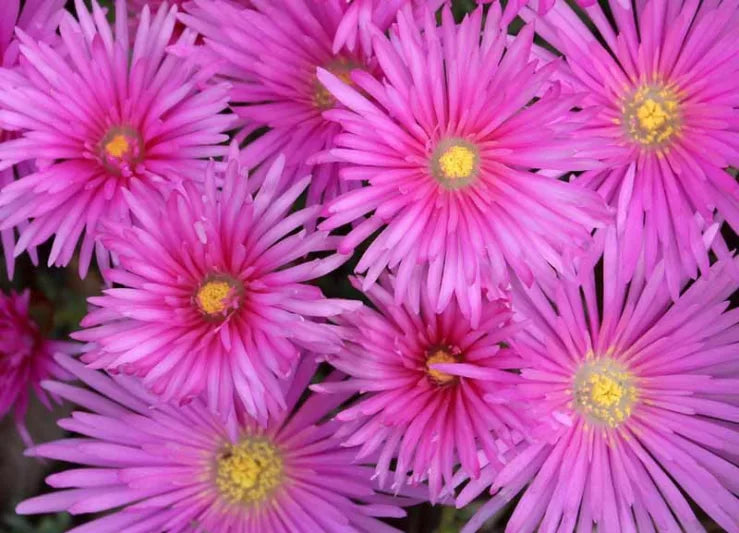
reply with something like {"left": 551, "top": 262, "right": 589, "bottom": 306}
{"left": 1, "top": 513, "right": 71, "bottom": 533}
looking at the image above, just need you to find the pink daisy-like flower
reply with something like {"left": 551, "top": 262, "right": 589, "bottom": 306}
{"left": 179, "top": 0, "right": 437, "bottom": 208}
{"left": 317, "top": 4, "right": 611, "bottom": 325}
{"left": 459, "top": 231, "right": 739, "bottom": 532}
{"left": 17, "top": 354, "right": 421, "bottom": 532}
{"left": 1, "top": 289, "right": 75, "bottom": 442}
{"left": 73, "top": 152, "right": 357, "bottom": 424}
{"left": 525, "top": 0, "right": 739, "bottom": 295}
{"left": 0, "top": 0, "right": 64, "bottom": 278}
{"left": 316, "top": 274, "right": 531, "bottom": 501}
{"left": 0, "top": 0, "right": 234, "bottom": 278}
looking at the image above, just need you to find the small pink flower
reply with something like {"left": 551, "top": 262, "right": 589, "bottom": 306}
{"left": 16, "top": 355, "right": 423, "bottom": 532}
{"left": 318, "top": 274, "right": 532, "bottom": 501}
{"left": 74, "top": 152, "right": 358, "bottom": 424}
{"left": 460, "top": 230, "right": 739, "bottom": 532}
{"left": 0, "top": 0, "right": 234, "bottom": 278}
{"left": 0, "top": 289, "right": 75, "bottom": 442}
{"left": 318, "top": 4, "right": 610, "bottom": 325}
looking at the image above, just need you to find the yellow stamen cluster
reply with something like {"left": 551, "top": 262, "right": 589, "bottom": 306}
{"left": 216, "top": 438, "right": 283, "bottom": 506}
{"left": 196, "top": 280, "right": 233, "bottom": 315}
{"left": 99, "top": 126, "right": 144, "bottom": 173}
{"left": 622, "top": 84, "right": 680, "bottom": 148}
{"left": 105, "top": 134, "right": 131, "bottom": 158}
{"left": 431, "top": 138, "right": 480, "bottom": 189}
{"left": 426, "top": 349, "right": 458, "bottom": 386}
{"left": 438, "top": 145, "right": 476, "bottom": 180}
{"left": 573, "top": 357, "right": 637, "bottom": 428}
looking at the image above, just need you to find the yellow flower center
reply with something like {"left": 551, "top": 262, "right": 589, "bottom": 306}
{"left": 105, "top": 134, "right": 130, "bottom": 158}
{"left": 431, "top": 138, "right": 480, "bottom": 189}
{"left": 215, "top": 437, "right": 283, "bottom": 506}
{"left": 194, "top": 275, "right": 242, "bottom": 319}
{"left": 438, "top": 145, "right": 476, "bottom": 180}
{"left": 425, "top": 348, "right": 459, "bottom": 386}
{"left": 99, "top": 126, "right": 144, "bottom": 173}
{"left": 573, "top": 357, "right": 637, "bottom": 428}
{"left": 622, "top": 84, "right": 680, "bottom": 148}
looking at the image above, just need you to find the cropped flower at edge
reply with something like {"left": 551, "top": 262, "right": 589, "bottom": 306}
{"left": 318, "top": 274, "right": 532, "bottom": 502}
{"left": 526, "top": 0, "right": 739, "bottom": 296}
{"left": 16, "top": 354, "right": 422, "bottom": 533}
{"left": 459, "top": 231, "right": 739, "bottom": 533}
{"left": 0, "top": 0, "right": 65, "bottom": 279}
{"left": 0, "top": 289, "right": 76, "bottom": 443}
{"left": 73, "top": 151, "right": 357, "bottom": 425}
{"left": 318, "top": 4, "right": 611, "bottom": 326}
{"left": 0, "top": 0, "right": 234, "bottom": 278}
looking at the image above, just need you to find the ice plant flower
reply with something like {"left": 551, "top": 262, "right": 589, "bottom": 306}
{"left": 526, "top": 0, "right": 739, "bottom": 295}
{"left": 16, "top": 355, "right": 420, "bottom": 532}
{"left": 0, "top": 289, "right": 74, "bottom": 442}
{"left": 0, "top": 0, "right": 233, "bottom": 278}
{"left": 317, "top": 274, "right": 531, "bottom": 501}
{"left": 179, "top": 0, "right": 436, "bottom": 208}
{"left": 73, "top": 152, "right": 356, "bottom": 424}
{"left": 318, "top": 4, "right": 610, "bottom": 325}
{"left": 460, "top": 233, "right": 739, "bottom": 532}
{"left": 0, "top": 0, "right": 64, "bottom": 278}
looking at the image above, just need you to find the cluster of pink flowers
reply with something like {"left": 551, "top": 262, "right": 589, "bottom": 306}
{"left": 0, "top": 1, "right": 736, "bottom": 532}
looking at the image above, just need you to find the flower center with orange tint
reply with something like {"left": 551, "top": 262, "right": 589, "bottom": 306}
{"left": 99, "top": 126, "right": 144, "bottom": 174}
{"left": 431, "top": 138, "right": 480, "bottom": 189}
{"left": 425, "top": 348, "right": 460, "bottom": 386}
{"left": 194, "top": 274, "right": 243, "bottom": 321}
{"left": 215, "top": 437, "right": 283, "bottom": 506}
{"left": 313, "top": 57, "right": 360, "bottom": 110}
{"left": 622, "top": 84, "right": 681, "bottom": 149}
{"left": 573, "top": 356, "right": 637, "bottom": 428}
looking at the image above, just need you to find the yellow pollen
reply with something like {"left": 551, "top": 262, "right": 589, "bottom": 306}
{"left": 438, "top": 145, "right": 476, "bottom": 180}
{"left": 196, "top": 280, "right": 232, "bottom": 315}
{"left": 431, "top": 138, "right": 480, "bottom": 189}
{"left": 215, "top": 438, "right": 283, "bottom": 506}
{"left": 426, "top": 349, "right": 458, "bottom": 386}
{"left": 623, "top": 84, "right": 680, "bottom": 148}
{"left": 573, "top": 357, "right": 637, "bottom": 428}
{"left": 105, "top": 134, "right": 130, "bottom": 158}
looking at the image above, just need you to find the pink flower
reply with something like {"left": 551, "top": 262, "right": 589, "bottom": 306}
{"left": 525, "top": 0, "right": 739, "bottom": 295}
{"left": 17, "top": 355, "right": 422, "bottom": 532}
{"left": 73, "top": 152, "right": 358, "bottom": 424}
{"left": 317, "top": 274, "right": 531, "bottom": 501}
{"left": 0, "top": 289, "right": 75, "bottom": 442}
{"left": 318, "top": 4, "right": 610, "bottom": 325}
{"left": 0, "top": 0, "right": 64, "bottom": 278}
{"left": 179, "top": 0, "right": 436, "bottom": 208}
{"left": 460, "top": 230, "right": 739, "bottom": 532}
{"left": 0, "top": 0, "right": 234, "bottom": 278}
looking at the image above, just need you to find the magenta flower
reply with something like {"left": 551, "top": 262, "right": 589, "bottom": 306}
{"left": 179, "top": 0, "right": 433, "bottom": 208}
{"left": 0, "top": 0, "right": 64, "bottom": 278}
{"left": 504, "top": 0, "right": 595, "bottom": 19}
{"left": 0, "top": 289, "right": 74, "bottom": 442}
{"left": 73, "top": 152, "right": 357, "bottom": 424}
{"left": 17, "top": 355, "right": 420, "bottom": 532}
{"left": 460, "top": 232, "right": 739, "bottom": 532}
{"left": 317, "top": 4, "right": 610, "bottom": 325}
{"left": 316, "top": 274, "right": 531, "bottom": 501}
{"left": 526, "top": 0, "right": 739, "bottom": 295}
{"left": 0, "top": 0, "right": 233, "bottom": 278}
